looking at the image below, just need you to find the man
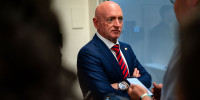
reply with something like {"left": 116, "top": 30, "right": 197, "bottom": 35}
{"left": 128, "top": 0, "right": 200, "bottom": 100}
{"left": 77, "top": 1, "right": 152, "bottom": 100}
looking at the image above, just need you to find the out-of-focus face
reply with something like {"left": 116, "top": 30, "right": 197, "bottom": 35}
{"left": 174, "top": 0, "right": 198, "bottom": 24}
{"left": 93, "top": 1, "right": 123, "bottom": 43}
{"left": 174, "top": 0, "right": 187, "bottom": 23}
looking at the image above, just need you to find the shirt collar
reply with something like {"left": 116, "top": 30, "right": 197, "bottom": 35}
{"left": 96, "top": 32, "right": 119, "bottom": 49}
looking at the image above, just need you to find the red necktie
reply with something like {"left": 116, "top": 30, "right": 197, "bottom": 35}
{"left": 112, "top": 44, "right": 129, "bottom": 80}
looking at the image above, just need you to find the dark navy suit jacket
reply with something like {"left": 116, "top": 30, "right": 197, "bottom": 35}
{"left": 77, "top": 34, "right": 152, "bottom": 100}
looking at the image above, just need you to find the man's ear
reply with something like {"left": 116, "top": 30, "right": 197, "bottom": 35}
{"left": 93, "top": 18, "right": 99, "bottom": 29}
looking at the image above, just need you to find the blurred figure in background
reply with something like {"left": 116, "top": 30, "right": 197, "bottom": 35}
{"left": 157, "top": 0, "right": 200, "bottom": 100}
{"left": 0, "top": 0, "right": 78, "bottom": 100}
{"left": 148, "top": 5, "right": 175, "bottom": 68}
{"left": 128, "top": 0, "right": 200, "bottom": 100}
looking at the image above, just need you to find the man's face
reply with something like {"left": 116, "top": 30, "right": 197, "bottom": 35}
{"left": 95, "top": 4, "right": 123, "bottom": 43}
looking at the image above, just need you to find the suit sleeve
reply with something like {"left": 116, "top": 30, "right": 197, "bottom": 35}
{"left": 77, "top": 48, "right": 129, "bottom": 100}
{"left": 128, "top": 45, "right": 152, "bottom": 89}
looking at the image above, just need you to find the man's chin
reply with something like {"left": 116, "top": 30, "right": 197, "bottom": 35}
{"left": 111, "top": 36, "right": 120, "bottom": 41}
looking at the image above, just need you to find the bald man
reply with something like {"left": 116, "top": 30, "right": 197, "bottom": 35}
{"left": 77, "top": 1, "right": 151, "bottom": 100}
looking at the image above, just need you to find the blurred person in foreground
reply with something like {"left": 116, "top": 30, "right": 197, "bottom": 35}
{"left": 0, "top": 0, "right": 78, "bottom": 100}
{"left": 176, "top": 6, "right": 200, "bottom": 100}
{"left": 77, "top": 1, "right": 151, "bottom": 100}
{"left": 128, "top": 0, "right": 200, "bottom": 100}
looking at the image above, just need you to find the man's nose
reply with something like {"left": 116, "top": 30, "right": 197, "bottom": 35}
{"left": 113, "top": 19, "right": 121, "bottom": 27}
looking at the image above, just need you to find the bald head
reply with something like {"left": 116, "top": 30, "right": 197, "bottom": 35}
{"left": 93, "top": 1, "right": 123, "bottom": 43}
{"left": 95, "top": 1, "right": 122, "bottom": 19}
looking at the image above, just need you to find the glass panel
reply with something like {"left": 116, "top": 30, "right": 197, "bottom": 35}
{"left": 111, "top": 0, "right": 178, "bottom": 85}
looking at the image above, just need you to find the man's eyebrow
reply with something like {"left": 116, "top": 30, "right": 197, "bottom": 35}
{"left": 108, "top": 17, "right": 116, "bottom": 19}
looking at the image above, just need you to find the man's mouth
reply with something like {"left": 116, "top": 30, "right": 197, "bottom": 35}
{"left": 112, "top": 30, "right": 121, "bottom": 32}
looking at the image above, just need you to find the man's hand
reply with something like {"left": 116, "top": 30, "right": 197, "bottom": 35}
{"left": 133, "top": 68, "right": 141, "bottom": 78}
{"left": 151, "top": 82, "right": 163, "bottom": 100}
{"left": 111, "top": 83, "right": 119, "bottom": 90}
{"left": 111, "top": 68, "right": 141, "bottom": 90}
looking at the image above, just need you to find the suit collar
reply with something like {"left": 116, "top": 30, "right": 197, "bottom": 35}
{"left": 96, "top": 32, "right": 119, "bottom": 49}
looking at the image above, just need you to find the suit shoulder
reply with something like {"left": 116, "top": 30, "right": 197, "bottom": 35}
{"left": 119, "top": 41, "right": 131, "bottom": 47}
{"left": 78, "top": 40, "right": 97, "bottom": 54}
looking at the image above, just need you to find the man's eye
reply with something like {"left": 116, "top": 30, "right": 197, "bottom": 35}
{"left": 107, "top": 18, "right": 113, "bottom": 22}
{"left": 106, "top": 18, "right": 114, "bottom": 24}
{"left": 119, "top": 18, "right": 123, "bottom": 21}
{"left": 119, "top": 18, "right": 123, "bottom": 23}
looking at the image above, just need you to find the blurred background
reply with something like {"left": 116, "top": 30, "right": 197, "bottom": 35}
{"left": 52, "top": 0, "right": 177, "bottom": 99}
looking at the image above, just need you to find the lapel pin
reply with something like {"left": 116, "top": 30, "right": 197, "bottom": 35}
{"left": 125, "top": 48, "right": 127, "bottom": 50}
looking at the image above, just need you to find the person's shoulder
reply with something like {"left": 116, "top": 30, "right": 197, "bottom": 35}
{"left": 80, "top": 34, "right": 99, "bottom": 50}
{"left": 119, "top": 41, "right": 134, "bottom": 53}
{"left": 119, "top": 41, "right": 131, "bottom": 47}
{"left": 79, "top": 40, "right": 93, "bottom": 50}
{"left": 78, "top": 39, "right": 99, "bottom": 55}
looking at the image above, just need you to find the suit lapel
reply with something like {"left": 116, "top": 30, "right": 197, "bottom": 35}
{"left": 92, "top": 34, "right": 123, "bottom": 79}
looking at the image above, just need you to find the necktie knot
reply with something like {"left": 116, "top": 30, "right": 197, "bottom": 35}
{"left": 111, "top": 44, "right": 119, "bottom": 52}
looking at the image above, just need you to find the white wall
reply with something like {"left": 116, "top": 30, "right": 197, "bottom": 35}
{"left": 52, "top": 0, "right": 99, "bottom": 99}
{"left": 53, "top": 0, "right": 90, "bottom": 73}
